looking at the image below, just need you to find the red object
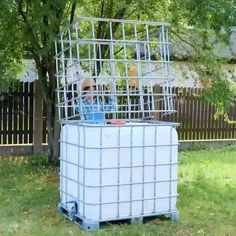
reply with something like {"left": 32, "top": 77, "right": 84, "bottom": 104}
{"left": 110, "top": 120, "right": 126, "bottom": 125}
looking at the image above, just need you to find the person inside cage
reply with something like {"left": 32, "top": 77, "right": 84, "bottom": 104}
{"left": 128, "top": 78, "right": 141, "bottom": 119}
{"left": 75, "top": 77, "right": 116, "bottom": 123}
{"left": 128, "top": 77, "right": 153, "bottom": 120}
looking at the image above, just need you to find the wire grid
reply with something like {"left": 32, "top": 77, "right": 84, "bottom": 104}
{"left": 55, "top": 17, "right": 176, "bottom": 122}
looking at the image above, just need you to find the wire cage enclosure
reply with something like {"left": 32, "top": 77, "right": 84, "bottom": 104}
{"left": 55, "top": 17, "right": 179, "bottom": 231}
{"left": 55, "top": 17, "right": 176, "bottom": 123}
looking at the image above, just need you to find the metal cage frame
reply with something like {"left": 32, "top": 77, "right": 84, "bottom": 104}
{"left": 55, "top": 17, "right": 176, "bottom": 123}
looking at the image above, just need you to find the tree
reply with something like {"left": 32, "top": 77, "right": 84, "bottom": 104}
{"left": 168, "top": 0, "right": 236, "bottom": 121}
{"left": 1, "top": 0, "right": 236, "bottom": 164}
{"left": 0, "top": 6, "right": 23, "bottom": 92}
{"left": 0, "top": 0, "right": 78, "bottom": 164}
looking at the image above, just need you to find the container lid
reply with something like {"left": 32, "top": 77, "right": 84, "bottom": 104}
{"left": 109, "top": 120, "right": 126, "bottom": 125}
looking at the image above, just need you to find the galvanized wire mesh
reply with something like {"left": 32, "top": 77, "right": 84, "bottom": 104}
{"left": 55, "top": 17, "right": 176, "bottom": 123}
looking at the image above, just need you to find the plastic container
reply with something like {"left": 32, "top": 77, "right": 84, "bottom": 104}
{"left": 59, "top": 122, "right": 178, "bottom": 222}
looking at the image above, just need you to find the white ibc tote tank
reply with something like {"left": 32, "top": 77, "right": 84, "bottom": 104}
{"left": 55, "top": 17, "right": 179, "bottom": 231}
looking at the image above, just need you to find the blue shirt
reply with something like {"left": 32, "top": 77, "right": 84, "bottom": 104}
{"left": 75, "top": 96, "right": 116, "bottom": 123}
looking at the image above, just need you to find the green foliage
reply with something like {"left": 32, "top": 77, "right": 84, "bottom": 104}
{"left": 169, "top": 0, "right": 236, "bottom": 34}
{"left": 0, "top": 0, "right": 80, "bottom": 162}
{"left": 0, "top": 59, "right": 23, "bottom": 93}
{"left": 203, "top": 77, "right": 235, "bottom": 114}
{"left": 0, "top": 1, "right": 24, "bottom": 91}
{"left": 25, "top": 153, "right": 51, "bottom": 173}
{"left": 191, "top": 50, "right": 236, "bottom": 121}
{"left": 169, "top": 0, "right": 236, "bottom": 122}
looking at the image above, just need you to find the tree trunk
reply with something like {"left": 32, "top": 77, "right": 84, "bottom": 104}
{"left": 45, "top": 98, "right": 60, "bottom": 165}
{"left": 36, "top": 57, "right": 60, "bottom": 165}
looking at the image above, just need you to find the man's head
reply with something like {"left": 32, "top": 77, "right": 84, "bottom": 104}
{"left": 81, "top": 78, "right": 96, "bottom": 90}
{"left": 81, "top": 78, "right": 96, "bottom": 100}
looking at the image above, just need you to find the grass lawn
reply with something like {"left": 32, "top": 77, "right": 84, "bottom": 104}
{"left": 0, "top": 146, "right": 236, "bottom": 236}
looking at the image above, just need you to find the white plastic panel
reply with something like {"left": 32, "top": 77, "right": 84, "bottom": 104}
{"left": 59, "top": 123, "right": 178, "bottom": 221}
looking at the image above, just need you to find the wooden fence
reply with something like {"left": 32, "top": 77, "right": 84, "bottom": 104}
{"left": 163, "top": 87, "right": 236, "bottom": 140}
{"left": 0, "top": 82, "right": 236, "bottom": 154}
{"left": 0, "top": 82, "right": 34, "bottom": 145}
{"left": 0, "top": 82, "right": 48, "bottom": 155}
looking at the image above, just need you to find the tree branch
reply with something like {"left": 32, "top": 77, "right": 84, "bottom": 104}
{"left": 16, "top": 0, "right": 27, "bottom": 23}
{"left": 69, "top": 1, "right": 77, "bottom": 24}
{"left": 15, "top": 0, "right": 41, "bottom": 53}
{"left": 100, "top": 0, "right": 105, "bottom": 18}
{"left": 170, "top": 29, "right": 198, "bottom": 52}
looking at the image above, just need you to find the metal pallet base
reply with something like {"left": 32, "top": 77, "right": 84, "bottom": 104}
{"left": 58, "top": 203, "right": 179, "bottom": 231}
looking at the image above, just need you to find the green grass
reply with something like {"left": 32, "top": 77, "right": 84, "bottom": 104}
{"left": 0, "top": 146, "right": 236, "bottom": 236}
